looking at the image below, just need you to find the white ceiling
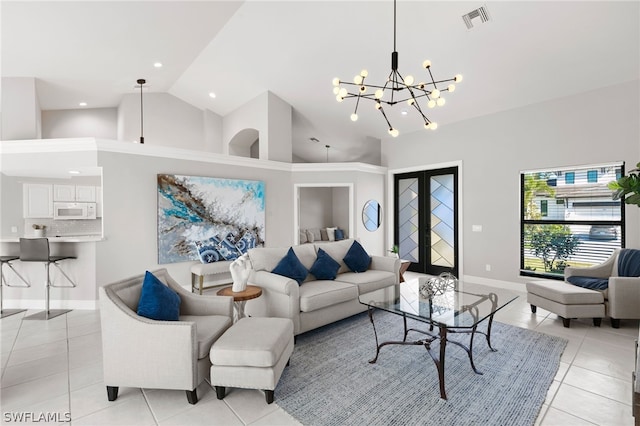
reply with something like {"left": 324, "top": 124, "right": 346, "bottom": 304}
{"left": 2, "top": 1, "right": 639, "bottom": 163}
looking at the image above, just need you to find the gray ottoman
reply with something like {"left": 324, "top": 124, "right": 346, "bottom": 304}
{"left": 209, "top": 317, "right": 294, "bottom": 404}
{"left": 526, "top": 280, "right": 605, "bottom": 328}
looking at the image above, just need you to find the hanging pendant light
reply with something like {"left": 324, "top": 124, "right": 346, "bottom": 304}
{"left": 137, "top": 79, "right": 146, "bottom": 144}
{"left": 332, "top": 0, "right": 462, "bottom": 137}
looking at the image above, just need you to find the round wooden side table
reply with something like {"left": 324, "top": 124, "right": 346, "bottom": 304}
{"left": 216, "top": 285, "right": 262, "bottom": 322}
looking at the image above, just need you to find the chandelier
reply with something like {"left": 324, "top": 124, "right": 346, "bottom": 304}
{"left": 332, "top": 0, "right": 462, "bottom": 137}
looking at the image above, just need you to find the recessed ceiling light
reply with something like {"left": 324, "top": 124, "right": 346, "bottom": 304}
{"left": 154, "top": 62, "right": 163, "bottom": 68}
{"left": 79, "top": 102, "right": 87, "bottom": 107}
{"left": 401, "top": 110, "right": 408, "bottom": 116}
{"left": 209, "top": 92, "right": 217, "bottom": 99}
{"left": 68, "top": 170, "right": 80, "bottom": 174}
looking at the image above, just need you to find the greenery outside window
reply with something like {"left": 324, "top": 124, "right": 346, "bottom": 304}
{"left": 521, "top": 163, "right": 624, "bottom": 280}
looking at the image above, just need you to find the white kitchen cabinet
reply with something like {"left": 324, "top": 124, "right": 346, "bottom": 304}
{"left": 23, "top": 184, "right": 54, "bottom": 218}
{"left": 95, "top": 186, "right": 103, "bottom": 217}
{"left": 76, "top": 185, "right": 96, "bottom": 202}
{"left": 54, "top": 184, "right": 76, "bottom": 201}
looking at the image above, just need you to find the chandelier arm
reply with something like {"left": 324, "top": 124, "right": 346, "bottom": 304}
{"left": 410, "top": 99, "right": 432, "bottom": 124}
{"left": 426, "top": 67, "right": 440, "bottom": 89}
{"left": 354, "top": 93, "right": 362, "bottom": 114}
{"left": 340, "top": 81, "right": 391, "bottom": 90}
{"left": 430, "top": 77, "right": 457, "bottom": 86}
{"left": 377, "top": 103, "right": 394, "bottom": 131}
{"left": 391, "top": 92, "right": 430, "bottom": 104}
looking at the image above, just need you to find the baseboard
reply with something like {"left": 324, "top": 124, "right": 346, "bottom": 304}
{"left": 462, "top": 275, "right": 526, "bottom": 292}
{"left": 3, "top": 299, "right": 97, "bottom": 310}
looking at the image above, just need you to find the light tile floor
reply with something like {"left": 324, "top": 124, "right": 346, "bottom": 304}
{"left": 1, "top": 282, "right": 637, "bottom": 426}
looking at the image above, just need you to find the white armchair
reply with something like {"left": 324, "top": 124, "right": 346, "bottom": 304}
{"left": 565, "top": 249, "right": 640, "bottom": 328}
{"left": 99, "top": 268, "right": 233, "bottom": 404}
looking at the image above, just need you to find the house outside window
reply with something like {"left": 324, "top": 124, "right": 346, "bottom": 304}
{"left": 521, "top": 163, "right": 624, "bottom": 280}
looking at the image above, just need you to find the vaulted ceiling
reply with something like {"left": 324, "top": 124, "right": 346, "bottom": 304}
{"left": 2, "top": 1, "right": 639, "bottom": 163}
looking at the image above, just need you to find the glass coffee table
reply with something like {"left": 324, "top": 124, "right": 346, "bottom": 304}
{"left": 359, "top": 277, "right": 518, "bottom": 400}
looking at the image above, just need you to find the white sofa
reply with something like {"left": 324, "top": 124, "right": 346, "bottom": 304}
{"left": 245, "top": 239, "right": 400, "bottom": 335}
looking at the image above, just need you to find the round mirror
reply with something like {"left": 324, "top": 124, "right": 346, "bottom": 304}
{"left": 362, "top": 200, "right": 381, "bottom": 231}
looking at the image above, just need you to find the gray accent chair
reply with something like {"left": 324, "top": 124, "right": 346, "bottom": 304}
{"left": 565, "top": 248, "right": 640, "bottom": 328}
{"left": 99, "top": 268, "right": 233, "bottom": 404}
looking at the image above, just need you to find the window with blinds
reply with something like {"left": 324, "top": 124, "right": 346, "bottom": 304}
{"left": 520, "top": 163, "right": 625, "bottom": 280}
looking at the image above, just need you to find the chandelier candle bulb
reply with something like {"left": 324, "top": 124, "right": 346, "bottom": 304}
{"left": 437, "top": 97, "right": 446, "bottom": 106}
{"left": 431, "top": 89, "right": 440, "bottom": 99}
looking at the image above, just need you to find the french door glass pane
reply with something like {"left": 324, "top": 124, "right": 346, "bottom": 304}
{"left": 398, "top": 178, "right": 419, "bottom": 262}
{"left": 430, "top": 174, "right": 455, "bottom": 268}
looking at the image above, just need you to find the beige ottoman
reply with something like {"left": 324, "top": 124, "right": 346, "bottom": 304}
{"left": 210, "top": 317, "right": 294, "bottom": 404}
{"left": 526, "top": 280, "right": 605, "bottom": 328}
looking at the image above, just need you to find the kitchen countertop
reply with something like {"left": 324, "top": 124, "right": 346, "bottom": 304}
{"left": 0, "top": 235, "right": 104, "bottom": 243}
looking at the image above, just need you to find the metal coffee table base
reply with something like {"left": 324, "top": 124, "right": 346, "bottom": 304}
{"left": 366, "top": 307, "right": 498, "bottom": 400}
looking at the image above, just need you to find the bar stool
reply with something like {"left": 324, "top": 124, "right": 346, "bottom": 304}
{"left": 19, "top": 238, "right": 77, "bottom": 320}
{"left": 0, "top": 255, "right": 30, "bottom": 318}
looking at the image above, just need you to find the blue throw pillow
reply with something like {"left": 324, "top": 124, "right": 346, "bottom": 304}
{"left": 310, "top": 248, "right": 341, "bottom": 280}
{"left": 272, "top": 247, "right": 309, "bottom": 285}
{"left": 343, "top": 240, "right": 371, "bottom": 273}
{"left": 566, "top": 276, "right": 609, "bottom": 290}
{"left": 334, "top": 229, "right": 345, "bottom": 241}
{"left": 137, "top": 271, "right": 181, "bottom": 321}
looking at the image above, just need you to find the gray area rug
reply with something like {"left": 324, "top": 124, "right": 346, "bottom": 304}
{"left": 276, "top": 311, "right": 567, "bottom": 426}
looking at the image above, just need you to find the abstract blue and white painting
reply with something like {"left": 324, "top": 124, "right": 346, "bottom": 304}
{"left": 157, "top": 174, "right": 265, "bottom": 264}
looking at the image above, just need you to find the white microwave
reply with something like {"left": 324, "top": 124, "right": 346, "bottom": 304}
{"left": 53, "top": 202, "right": 97, "bottom": 220}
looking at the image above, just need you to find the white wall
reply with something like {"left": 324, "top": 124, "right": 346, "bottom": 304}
{"left": 95, "top": 144, "right": 294, "bottom": 288}
{"left": 332, "top": 187, "right": 350, "bottom": 235}
{"left": 223, "top": 92, "right": 268, "bottom": 157}
{"left": 42, "top": 108, "right": 117, "bottom": 139}
{"left": 299, "top": 187, "right": 333, "bottom": 229}
{"left": 292, "top": 164, "right": 386, "bottom": 255}
{"left": 354, "top": 170, "right": 386, "bottom": 255}
{"left": 117, "top": 92, "right": 205, "bottom": 149}
{"left": 266, "top": 91, "right": 292, "bottom": 162}
{"left": 382, "top": 80, "right": 640, "bottom": 285}
{"left": 203, "top": 109, "right": 224, "bottom": 153}
{"left": 223, "top": 91, "right": 292, "bottom": 162}
{"left": 1, "top": 77, "right": 41, "bottom": 140}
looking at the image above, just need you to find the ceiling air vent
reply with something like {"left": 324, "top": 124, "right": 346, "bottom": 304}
{"left": 462, "top": 6, "right": 490, "bottom": 30}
